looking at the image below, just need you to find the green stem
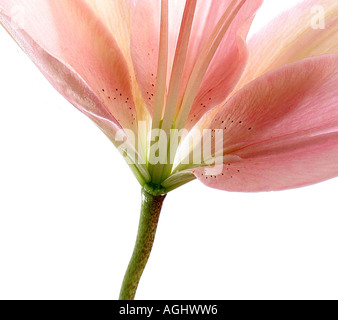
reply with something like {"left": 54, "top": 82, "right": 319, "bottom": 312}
{"left": 119, "top": 188, "right": 167, "bottom": 300}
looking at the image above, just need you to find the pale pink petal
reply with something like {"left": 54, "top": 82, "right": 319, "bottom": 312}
{"left": 1, "top": 8, "right": 148, "bottom": 178}
{"left": 184, "top": 0, "right": 263, "bottom": 129}
{"left": 130, "top": 0, "right": 161, "bottom": 113}
{"left": 130, "top": 0, "right": 182, "bottom": 114}
{"left": 1, "top": 11, "right": 128, "bottom": 143}
{"left": 196, "top": 132, "right": 338, "bottom": 192}
{"left": 0, "top": 0, "right": 137, "bottom": 131}
{"left": 195, "top": 54, "right": 338, "bottom": 191}
{"left": 82, "top": 0, "right": 132, "bottom": 61}
{"left": 81, "top": 0, "right": 150, "bottom": 126}
{"left": 236, "top": 0, "right": 338, "bottom": 92}
{"left": 130, "top": 0, "right": 262, "bottom": 120}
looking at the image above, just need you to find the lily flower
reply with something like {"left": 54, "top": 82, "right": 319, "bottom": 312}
{"left": 1, "top": 0, "right": 337, "bottom": 300}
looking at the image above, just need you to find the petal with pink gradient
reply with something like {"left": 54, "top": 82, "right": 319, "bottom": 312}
{"left": 130, "top": 0, "right": 162, "bottom": 114}
{"left": 184, "top": 0, "right": 263, "bottom": 129}
{"left": 235, "top": 0, "right": 338, "bottom": 92}
{"left": 81, "top": 0, "right": 150, "bottom": 126}
{"left": 0, "top": 9, "right": 120, "bottom": 131}
{"left": 0, "top": 0, "right": 137, "bottom": 131}
{"left": 194, "top": 54, "right": 338, "bottom": 191}
{"left": 130, "top": 0, "right": 262, "bottom": 120}
{"left": 82, "top": 0, "right": 132, "bottom": 62}
{"left": 196, "top": 131, "right": 338, "bottom": 192}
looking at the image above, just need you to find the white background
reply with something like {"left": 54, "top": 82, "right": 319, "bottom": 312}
{"left": 0, "top": 0, "right": 337, "bottom": 300}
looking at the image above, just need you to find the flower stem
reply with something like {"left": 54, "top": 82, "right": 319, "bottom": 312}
{"left": 119, "top": 188, "right": 166, "bottom": 300}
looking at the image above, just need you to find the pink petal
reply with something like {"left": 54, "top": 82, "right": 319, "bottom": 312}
{"left": 130, "top": 0, "right": 162, "bottom": 114}
{"left": 0, "top": 0, "right": 137, "bottom": 131}
{"left": 184, "top": 0, "right": 262, "bottom": 129}
{"left": 196, "top": 132, "right": 338, "bottom": 192}
{"left": 79, "top": 0, "right": 150, "bottom": 125}
{"left": 130, "top": 0, "right": 262, "bottom": 120}
{"left": 236, "top": 0, "right": 338, "bottom": 92}
{"left": 195, "top": 54, "right": 338, "bottom": 191}
{"left": 1, "top": 11, "right": 124, "bottom": 142}
{"left": 82, "top": 0, "right": 132, "bottom": 61}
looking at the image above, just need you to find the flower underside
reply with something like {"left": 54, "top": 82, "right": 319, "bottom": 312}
{"left": 121, "top": 0, "right": 251, "bottom": 193}
{"left": 1, "top": 0, "right": 337, "bottom": 195}
{"left": 1, "top": 0, "right": 338, "bottom": 301}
